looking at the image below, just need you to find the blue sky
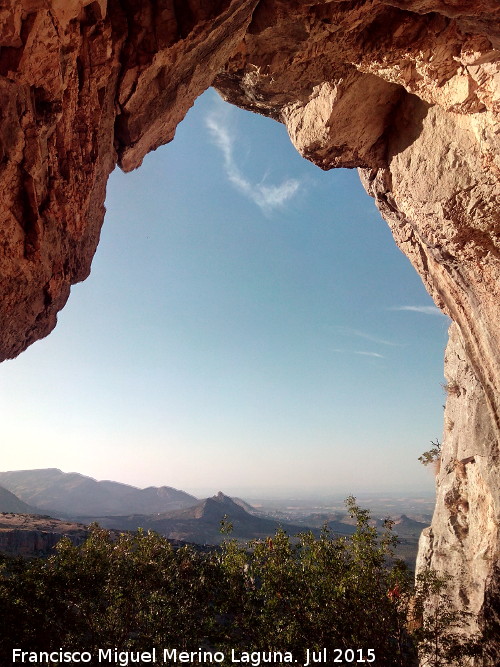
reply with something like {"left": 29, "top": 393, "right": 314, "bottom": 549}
{"left": 0, "top": 90, "right": 450, "bottom": 498}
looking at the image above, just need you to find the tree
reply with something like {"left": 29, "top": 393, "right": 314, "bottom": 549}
{"left": 215, "top": 497, "right": 416, "bottom": 666}
{"left": 418, "top": 439, "right": 442, "bottom": 468}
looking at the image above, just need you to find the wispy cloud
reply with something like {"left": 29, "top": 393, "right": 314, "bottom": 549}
{"left": 332, "top": 348, "right": 385, "bottom": 360}
{"left": 331, "top": 326, "right": 403, "bottom": 347}
{"left": 354, "top": 350, "right": 385, "bottom": 359}
{"left": 205, "top": 106, "right": 300, "bottom": 214}
{"left": 390, "top": 305, "right": 446, "bottom": 317}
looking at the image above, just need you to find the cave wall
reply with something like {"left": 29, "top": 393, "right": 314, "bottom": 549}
{"left": 0, "top": 1, "right": 499, "bottom": 660}
{"left": 0, "top": 0, "right": 260, "bottom": 358}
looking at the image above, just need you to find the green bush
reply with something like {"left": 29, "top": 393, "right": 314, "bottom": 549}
{"left": 214, "top": 497, "right": 415, "bottom": 665}
{"left": 0, "top": 500, "right": 480, "bottom": 666}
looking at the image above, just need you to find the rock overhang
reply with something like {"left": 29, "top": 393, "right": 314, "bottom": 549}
{"left": 0, "top": 1, "right": 499, "bottom": 660}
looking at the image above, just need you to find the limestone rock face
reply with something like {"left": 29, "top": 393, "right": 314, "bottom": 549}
{"left": 0, "top": 0, "right": 258, "bottom": 358}
{"left": 0, "top": 0, "right": 499, "bottom": 660}
{"left": 0, "top": 513, "right": 89, "bottom": 557}
{"left": 417, "top": 323, "right": 500, "bottom": 655}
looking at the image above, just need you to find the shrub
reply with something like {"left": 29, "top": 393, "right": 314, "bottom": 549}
{"left": 0, "top": 500, "right": 481, "bottom": 666}
{"left": 418, "top": 439, "right": 442, "bottom": 473}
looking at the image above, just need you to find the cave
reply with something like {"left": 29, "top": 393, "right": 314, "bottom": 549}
{"left": 0, "top": 1, "right": 499, "bottom": 662}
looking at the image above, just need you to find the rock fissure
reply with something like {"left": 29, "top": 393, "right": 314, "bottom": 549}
{"left": 0, "top": 1, "right": 499, "bottom": 660}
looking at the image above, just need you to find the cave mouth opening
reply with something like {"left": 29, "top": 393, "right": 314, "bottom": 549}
{"left": 0, "top": 89, "right": 447, "bottom": 504}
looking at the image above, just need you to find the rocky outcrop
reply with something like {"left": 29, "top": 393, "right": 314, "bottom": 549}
{"left": 0, "top": 1, "right": 498, "bottom": 661}
{"left": 0, "top": 514, "right": 89, "bottom": 557}
{"left": 417, "top": 323, "right": 500, "bottom": 653}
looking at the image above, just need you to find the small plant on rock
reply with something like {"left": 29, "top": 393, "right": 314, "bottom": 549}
{"left": 419, "top": 439, "right": 442, "bottom": 472}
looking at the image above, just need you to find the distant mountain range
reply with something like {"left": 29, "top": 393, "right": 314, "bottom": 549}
{"left": 0, "top": 485, "right": 39, "bottom": 514}
{"left": 85, "top": 492, "right": 309, "bottom": 544}
{"left": 0, "top": 468, "right": 198, "bottom": 516}
{"left": 298, "top": 511, "right": 430, "bottom": 539}
{"left": 0, "top": 468, "right": 429, "bottom": 563}
{"left": 0, "top": 469, "right": 307, "bottom": 547}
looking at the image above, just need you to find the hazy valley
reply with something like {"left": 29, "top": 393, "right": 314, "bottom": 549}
{"left": 0, "top": 468, "right": 432, "bottom": 565}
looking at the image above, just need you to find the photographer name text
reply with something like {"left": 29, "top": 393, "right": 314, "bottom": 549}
{"left": 12, "top": 648, "right": 376, "bottom": 666}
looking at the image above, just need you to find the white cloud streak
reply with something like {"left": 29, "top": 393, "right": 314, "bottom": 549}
{"left": 332, "top": 348, "right": 385, "bottom": 360}
{"left": 354, "top": 351, "right": 385, "bottom": 359}
{"left": 205, "top": 109, "right": 300, "bottom": 213}
{"left": 390, "top": 305, "right": 447, "bottom": 317}
{"left": 331, "top": 326, "right": 404, "bottom": 347}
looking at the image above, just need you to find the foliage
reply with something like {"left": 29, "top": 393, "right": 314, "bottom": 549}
{"left": 214, "top": 496, "right": 415, "bottom": 666}
{"left": 0, "top": 500, "right": 480, "bottom": 667}
{"left": 0, "top": 525, "right": 220, "bottom": 658}
{"left": 418, "top": 439, "right": 442, "bottom": 467}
